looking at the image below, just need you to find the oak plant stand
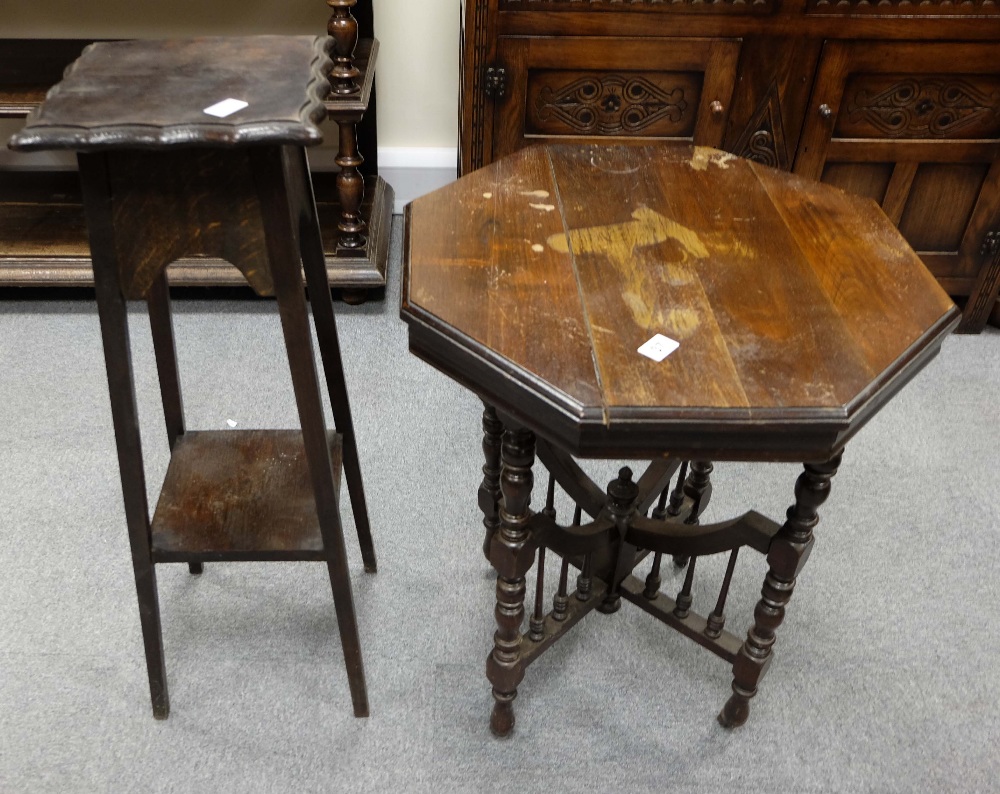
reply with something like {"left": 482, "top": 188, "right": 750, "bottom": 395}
{"left": 9, "top": 35, "right": 376, "bottom": 718}
{"left": 0, "top": 1, "right": 392, "bottom": 303}
{"left": 402, "top": 143, "right": 959, "bottom": 736}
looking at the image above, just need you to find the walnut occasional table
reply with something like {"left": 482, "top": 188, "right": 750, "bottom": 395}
{"left": 400, "top": 144, "right": 960, "bottom": 737}
{"left": 9, "top": 36, "right": 376, "bottom": 720}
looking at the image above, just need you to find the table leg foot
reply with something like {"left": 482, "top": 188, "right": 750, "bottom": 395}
{"left": 340, "top": 288, "right": 368, "bottom": 306}
{"left": 490, "top": 691, "right": 516, "bottom": 737}
{"left": 718, "top": 683, "right": 754, "bottom": 728}
{"left": 188, "top": 562, "right": 203, "bottom": 575}
{"left": 597, "top": 593, "right": 621, "bottom": 613}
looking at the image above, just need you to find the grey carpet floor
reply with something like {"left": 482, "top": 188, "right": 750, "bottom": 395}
{"left": 1, "top": 218, "right": 998, "bottom": 793}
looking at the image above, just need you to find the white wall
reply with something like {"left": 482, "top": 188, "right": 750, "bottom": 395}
{"left": 2, "top": 1, "right": 461, "bottom": 205}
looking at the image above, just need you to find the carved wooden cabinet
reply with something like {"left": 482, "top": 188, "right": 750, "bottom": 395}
{"left": 460, "top": 1, "right": 1000, "bottom": 331}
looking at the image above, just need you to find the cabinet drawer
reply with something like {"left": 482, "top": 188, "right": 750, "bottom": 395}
{"left": 491, "top": 37, "right": 741, "bottom": 161}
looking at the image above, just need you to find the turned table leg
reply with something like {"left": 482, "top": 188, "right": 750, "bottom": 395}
{"left": 486, "top": 426, "right": 536, "bottom": 737}
{"left": 478, "top": 403, "right": 504, "bottom": 561}
{"left": 719, "top": 453, "right": 841, "bottom": 728}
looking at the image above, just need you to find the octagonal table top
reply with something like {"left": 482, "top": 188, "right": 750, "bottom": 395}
{"left": 401, "top": 144, "right": 959, "bottom": 461}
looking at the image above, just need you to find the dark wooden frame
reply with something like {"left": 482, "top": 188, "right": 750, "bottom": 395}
{"left": 79, "top": 142, "right": 376, "bottom": 719}
{"left": 9, "top": 34, "right": 379, "bottom": 718}
{"left": 459, "top": 3, "right": 1000, "bottom": 331}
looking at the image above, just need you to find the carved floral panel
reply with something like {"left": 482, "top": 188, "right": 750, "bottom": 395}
{"left": 501, "top": 0, "right": 777, "bottom": 12}
{"left": 838, "top": 75, "right": 1000, "bottom": 139}
{"left": 526, "top": 70, "right": 702, "bottom": 138}
{"left": 807, "top": 0, "right": 999, "bottom": 14}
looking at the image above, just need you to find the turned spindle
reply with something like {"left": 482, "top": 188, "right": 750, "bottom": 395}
{"left": 478, "top": 404, "right": 504, "bottom": 561}
{"left": 684, "top": 461, "right": 714, "bottom": 522}
{"left": 576, "top": 553, "right": 593, "bottom": 602}
{"left": 552, "top": 556, "right": 570, "bottom": 621}
{"left": 325, "top": 1, "right": 367, "bottom": 250}
{"left": 643, "top": 481, "right": 673, "bottom": 599}
{"left": 705, "top": 548, "right": 740, "bottom": 639}
{"left": 599, "top": 467, "right": 639, "bottom": 614}
{"left": 334, "top": 122, "right": 367, "bottom": 250}
{"left": 529, "top": 475, "right": 556, "bottom": 642}
{"left": 673, "top": 556, "right": 697, "bottom": 619}
{"left": 666, "top": 461, "right": 688, "bottom": 517}
{"left": 326, "top": 0, "right": 361, "bottom": 96}
{"left": 674, "top": 461, "right": 713, "bottom": 567}
{"left": 529, "top": 547, "right": 546, "bottom": 642}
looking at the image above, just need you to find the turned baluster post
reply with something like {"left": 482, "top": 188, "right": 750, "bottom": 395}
{"left": 478, "top": 404, "right": 504, "bottom": 561}
{"left": 719, "top": 454, "right": 841, "bottom": 729}
{"left": 552, "top": 501, "right": 578, "bottom": 620}
{"left": 334, "top": 122, "right": 366, "bottom": 250}
{"left": 643, "top": 480, "right": 673, "bottom": 600}
{"left": 529, "top": 473, "right": 556, "bottom": 642}
{"left": 673, "top": 460, "right": 713, "bottom": 567}
{"left": 684, "top": 461, "right": 714, "bottom": 518}
{"left": 529, "top": 548, "right": 546, "bottom": 642}
{"left": 598, "top": 467, "right": 639, "bottom": 614}
{"left": 326, "top": 0, "right": 367, "bottom": 251}
{"left": 643, "top": 558, "right": 663, "bottom": 600}
{"left": 673, "top": 556, "right": 697, "bottom": 619}
{"left": 327, "top": 0, "right": 361, "bottom": 95}
{"left": 486, "top": 427, "right": 536, "bottom": 737}
{"left": 577, "top": 553, "right": 593, "bottom": 602}
{"left": 552, "top": 557, "right": 571, "bottom": 622}
{"left": 666, "top": 461, "right": 688, "bottom": 517}
{"left": 705, "top": 548, "right": 740, "bottom": 639}
{"left": 570, "top": 505, "right": 596, "bottom": 602}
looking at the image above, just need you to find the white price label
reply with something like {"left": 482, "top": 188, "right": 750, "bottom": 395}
{"left": 637, "top": 334, "right": 680, "bottom": 362}
{"left": 203, "top": 98, "right": 249, "bottom": 118}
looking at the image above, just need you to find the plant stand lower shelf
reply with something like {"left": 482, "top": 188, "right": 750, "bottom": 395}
{"left": 151, "top": 429, "right": 343, "bottom": 564}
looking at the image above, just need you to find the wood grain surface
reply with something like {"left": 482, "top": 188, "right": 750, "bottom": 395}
{"left": 151, "top": 430, "right": 342, "bottom": 562}
{"left": 403, "top": 143, "right": 959, "bottom": 458}
{"left": 8, "top": 36, "right": 333, "bottom": 152}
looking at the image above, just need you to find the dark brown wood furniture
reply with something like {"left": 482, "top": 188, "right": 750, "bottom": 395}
{"left": 401, "top": 143, "right": 959, "bottom": 736}
{"left": 0, "top": 0, "right": 392, "bottom": 303}
{"left": 459, "top": 3, "right": 1000, "bottom": 332}
{"left": 8, "top": 35, "right": 376, "bottom": 719}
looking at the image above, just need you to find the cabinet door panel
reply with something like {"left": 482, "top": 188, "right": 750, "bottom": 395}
{"left": 795, "top": 41, "right": 1000, "bottom": 331}
{"left": 897, "top": 163, "right": 991, "bottom": 252}
{"left": 493, "top": 37, "right": 740, "bottom": 161}
{"left": 821, "top": 162, "right": 893, "bottom": 203}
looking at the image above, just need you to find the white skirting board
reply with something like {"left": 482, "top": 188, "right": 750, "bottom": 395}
{"left": 309, "top": 146, "right": 458, "bottom": 215}
{"left": 0, "top": 146, "right": 460, "bottom": 216}
{"left": 0, "top": 149, "right": 76, "bottom": 170}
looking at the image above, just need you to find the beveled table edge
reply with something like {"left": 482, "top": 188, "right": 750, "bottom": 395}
{"left": 400, "top": 204, "right": 963, "bottom": 463}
